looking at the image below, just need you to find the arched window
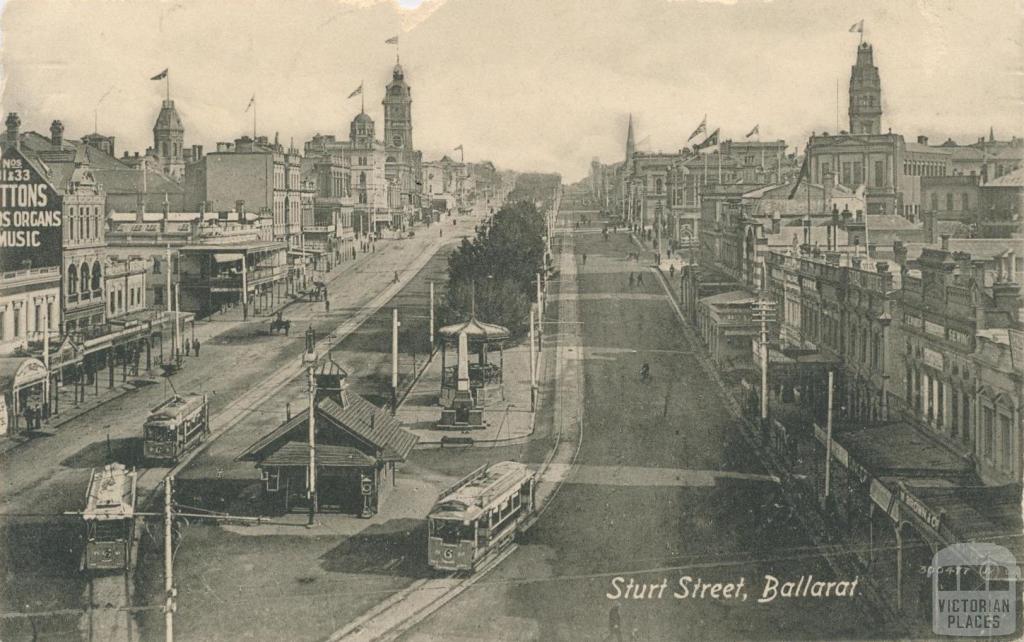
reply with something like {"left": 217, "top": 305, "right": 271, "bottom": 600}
{"left": 92, "top": 262, "right": 102, "bottom": 291}
{"left": 359, "top": 172, "right": 366, "bottom": 186}
{"left": 67, "top": 264, "right": 78, "bottom": 295}
{"left": 655, "top": 178, "right": 663, "bottom": 194}
{"left": 80, "top": 262, "right": 90, "bottom": 293}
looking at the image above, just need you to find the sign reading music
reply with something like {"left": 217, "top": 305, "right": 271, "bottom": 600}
{"left": 0, "top": 146, "right": 63, "bottom": 272}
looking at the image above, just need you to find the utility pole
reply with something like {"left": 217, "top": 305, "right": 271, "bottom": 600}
{"left": 824, "top": 370, "right": 835, "bottom": 504}
{"left": 752, "top": 299, "right": 776, "bottom": 426}
{"left": 174, "top": 283, "right": 181, "bottom": 360}
{"left": 391, "top": 308, "right": 400, "bottom": 415}
{"left": 529, "top": 305, "right": 537, "bottom": 411}
{"left": 42, "top": 296, "right": 50, "bottom": 414}
{"left": 307, "top": 366, "right": 317, "bottom": 525}
{"left": 165, "top": 245, "right": 172, "bottom": 314}
{"left": 535, "top": 273, "right": 543, "bottom": 352}
{"left": 428, "top": 281, "right": 435, "bottom": 355}
{"left": 164, "top": 476, "right": 175, "bottom": 642}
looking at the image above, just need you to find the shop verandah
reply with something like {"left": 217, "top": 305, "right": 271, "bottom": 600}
{"left": 6, "top": 308, "right": 193, "bottom": 434}
{"left": 177, "top": 241, "right": 289, "bottom": 320}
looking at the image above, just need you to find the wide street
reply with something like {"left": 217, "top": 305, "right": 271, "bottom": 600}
{"left": 0, "top": 216, "right": 475, "bottom": 641}
{"left": 403, "top": 207, "right": 888, "bottom": 640}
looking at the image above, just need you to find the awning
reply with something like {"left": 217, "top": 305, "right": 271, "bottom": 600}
{"left": 0, "top": 357, "right": 48, "bottom": 393}
{"left": 213, "top": 253, "right": 244, "bottom": 264}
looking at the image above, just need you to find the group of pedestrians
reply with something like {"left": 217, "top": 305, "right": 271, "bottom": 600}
{"left": 627, "top": 272, "right": 645, "bottom": 287}
{"left": 181, "top": 337, "right": 201, "bottom": 357}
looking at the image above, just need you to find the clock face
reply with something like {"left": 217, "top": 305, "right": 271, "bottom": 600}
{"left": 393, "top": 135, "right": 403, "bottom": 147}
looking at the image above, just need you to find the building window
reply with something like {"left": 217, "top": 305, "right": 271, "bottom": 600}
{"left": 946, "top": 193, "right": 954, "bottom": 211}
{"left": 47, "top": 301, "right": 53, "bottom": 330}
{"left": 931, "top": 193, "right": 939, "bottom": 211}
{"left": 999, "top": 414, "right": 1012, "bottom": 470}
{"left": 13, "top": 307, "right": 20, "bottom": 338}
{"left": 80, "top": 264, "right": 90, "bottom": 294}
{"left": 982, "top": 406, "right": 995, "bottom": 460}
{"left": 153, "top": 258, "right": 161, "bottom": 274}
{"left": 962, "top": 396, "right": 971, "bottom": 444}
{"left": 874, "top": 161, "right": 884, "bottom": 187}
{"left": 92, "top": 263, "right": 102, "bottom": 291}
{"left": 842, "top": 162, "right": 852, "bottom": 186}
{"left": 961, "top": 192, "right": 970, "bottom": 210}
{"left": 68, "top": 264, "right": 78, "bottom": 295}
{"left": 110, "top": 297, "right": 116, "bottom": 314}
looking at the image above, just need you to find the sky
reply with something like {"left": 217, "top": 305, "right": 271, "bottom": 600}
{"left": 0, "top": 0, "right": 1020, "bottom": 182}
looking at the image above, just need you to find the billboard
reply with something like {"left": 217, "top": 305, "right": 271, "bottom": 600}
{"left": 0, "top": 146, "right": 63, "bottom": 272}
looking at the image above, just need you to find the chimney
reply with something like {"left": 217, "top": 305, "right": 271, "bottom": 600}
{"left": 50, "top": 120, "right": 64, "bottom": 147}
{"left": 922, "top": 210, "right": 936, "bottom": 244}
{"left": 917, "top": 135, "right": 929, "bottom": 146}
{"left": 771, "top": 212, "right": 781, "bottom": 235}
{"left": 940, "top": 234, "right": 950, "bottom": 251}
{"left": 876, "top": 262, "right": 893, "bottom": 290}
{"left": 5, "top": 112, "right": 21, "bottom": 149}
{"left": 991, "top": 282, "right": 1021, "bottom": 324}
{"left": 236, "top": 200, "right": 245, "bottom": 214}
{"left": 893, "top": 241, "right": 908, "bottom": 269}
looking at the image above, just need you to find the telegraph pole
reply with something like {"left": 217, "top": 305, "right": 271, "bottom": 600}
{"left": 529, "top": 305, "right": 537, "bottom": 411}
{"left": 164, "top": 476, "right": 176, "bottom": 642}
{"left": 823, "top": 370, "right": 835, "bottom": 504}
{"left": 307, "top": 366, "right": 317, "bottom": 525}
{"left": 391, "top": 308, "right": 400, "bottom": 415}
{"left": 428, "top": 281, "right": 435, "bottom": 356}
{"left": 752, "top": 299, "right": 776, "bottom": 426}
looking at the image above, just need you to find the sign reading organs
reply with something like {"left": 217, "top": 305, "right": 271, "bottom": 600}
{"left": 0, "top": 146, "right": 63, "bottom": 272}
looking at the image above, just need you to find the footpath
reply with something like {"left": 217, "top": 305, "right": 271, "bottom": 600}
{"left": 0, "top": 231, "right": 442, "bottom": 458}
{"left": 647, "top": 253, "right": 909, "bottom": 637}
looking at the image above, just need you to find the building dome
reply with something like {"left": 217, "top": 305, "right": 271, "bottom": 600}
{"left": 352, "top": 111, "right": 374, "bottom": 126}
{"left": 392, "top": 63, "right": 404, "bottom": 81}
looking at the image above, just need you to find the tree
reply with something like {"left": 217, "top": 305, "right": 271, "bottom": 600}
{"left": 441, "top": 200, "right": 549, "bottom": 337}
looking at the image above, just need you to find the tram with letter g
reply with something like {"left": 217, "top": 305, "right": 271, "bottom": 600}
{"left": 427, "top": 461, "right": 536, "bottom": 572}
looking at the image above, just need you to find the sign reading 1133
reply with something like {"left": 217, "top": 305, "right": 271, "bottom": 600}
{"left": 0, "top": 145, "right": 63, "bottom": 272}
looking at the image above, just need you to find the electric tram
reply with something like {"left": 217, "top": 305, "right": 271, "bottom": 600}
{"left": 427, "top": 461, "right": 536, "bottom": 572}
{"left": 82, "top": 463, "right": 137, "bottom": 572}
{"left": 142, "top": 393, "right": 210, "bottom": 464}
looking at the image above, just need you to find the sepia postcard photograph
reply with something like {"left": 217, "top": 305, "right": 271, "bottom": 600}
{"left": 0, "top": 0, "right": 1022, "bottom": 640}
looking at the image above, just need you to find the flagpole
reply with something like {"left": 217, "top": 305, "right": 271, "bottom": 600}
{"left": 361, "top": 80, "right": 365, "bottom": 113}
{"left": 166, "top": 71, "right": 170, "bottom": 101}
{"left": 253, "top": 97, "right": 256, "bottom": 139}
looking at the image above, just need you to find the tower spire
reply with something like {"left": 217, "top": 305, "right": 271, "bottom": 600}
{"left": 625, "top": 113, "right": 636, "bottom": 162}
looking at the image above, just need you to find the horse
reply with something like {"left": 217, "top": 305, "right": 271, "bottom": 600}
{"left": 269, "top": 318, "right": 291, "bottom": 336}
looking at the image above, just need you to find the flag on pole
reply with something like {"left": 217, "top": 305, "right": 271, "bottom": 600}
{"left": 694, "top": 128, "right": 720, "bottom": 154}
{"left": 454, "top": 144, "right": 464, "bottom": 151}
{"left": 849, "top": 19, "right": 864, "bottom": 33}
{"left": 150, "top": 68, "right": 168, "bottom": 81}
{"left": 347, "top": 83, "right": 363, "bottom": 99}
{"left": 687, "top": 115, "right": 707, "bottom": 142}
{"left": 385, "top": 35, "right": 399, "bottom": 45}
{"left": 745, "top": 125, "right": 759, "bottom": 139}
{"left": 245, "top": 95, "right": 255, "bottom": 112}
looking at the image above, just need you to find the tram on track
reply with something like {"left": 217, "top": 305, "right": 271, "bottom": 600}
{"left": 142, "top": 393, "right": 210, "bottom": 464}
{"left": 82, "top": 463, "right": 137, "bottom": 572}
{"left": 427, "top": 461, "right": 536, "bottom": 572}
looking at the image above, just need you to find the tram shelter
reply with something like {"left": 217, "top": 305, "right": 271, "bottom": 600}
{"left": 237, "top": 358, "right": 418, "bottom": 518}
{"left": 437, "top": 317, "right": 510, "bottom": 408}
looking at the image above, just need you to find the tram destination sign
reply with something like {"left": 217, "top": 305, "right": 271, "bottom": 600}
{"left": 0, "top": 146, "right": 63, "bottom": 272}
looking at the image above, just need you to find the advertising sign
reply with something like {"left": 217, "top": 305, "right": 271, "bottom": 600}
{"left": 0, "top": 146, "right": 63, "bottom": 272}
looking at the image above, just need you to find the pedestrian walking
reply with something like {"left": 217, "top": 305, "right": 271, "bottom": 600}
{"left": 393, "top": 271, "right": 400, "bottom": 284}
{"left": 609, "top": 605, "right": 622, "bottom": 642}
{"left": 193, "top": 338, "right": 200, "bottom": 356}
{"left": 628, "top": 273, "right": 635, "bottom": 287}
{"left": 352, "top": 247, "right": 357, "bottom": 260}
{"left": 325, "top": 297, "right": 331, "bottom": 312}
{"left": 669, "top": 265, "right": 676, "bottom": 279}
{"left": 183, "top": 340, "right": 190, "bottom": 356}
{"left": 582, "top": 253, "right": 587, "bottom": 265}
{"left": 637, "top": 272, "right": 644, "bottom": 285}
{"left": 440, "top": 229, "right": 443, "bottom": 238}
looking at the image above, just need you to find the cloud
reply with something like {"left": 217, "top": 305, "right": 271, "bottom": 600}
{"left": 1, "top": 0, "right": 1019, "bottom": 182}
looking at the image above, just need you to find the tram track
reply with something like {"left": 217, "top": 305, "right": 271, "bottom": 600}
{"left": 328, "top": 208, "right": 585, "bottom": 642}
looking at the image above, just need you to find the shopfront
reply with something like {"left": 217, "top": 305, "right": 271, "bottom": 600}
{"left": 0, "top": 357, "right": 48, "bottom": 435}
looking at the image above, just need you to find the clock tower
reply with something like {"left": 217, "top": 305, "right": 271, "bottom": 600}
{"left": 848, "top": 42, "right": 882, "bottom": 135}
{"left": 383, "top": 62, "right": 413, "bottom": 155}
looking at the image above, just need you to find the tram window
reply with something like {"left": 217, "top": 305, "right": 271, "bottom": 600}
{"left": 430, "top": 520, "right": 472, "bottom": 543}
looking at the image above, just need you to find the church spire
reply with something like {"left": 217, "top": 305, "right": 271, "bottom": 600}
{"left": 625, "top": 113, "right": 635, "bottom": 162}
